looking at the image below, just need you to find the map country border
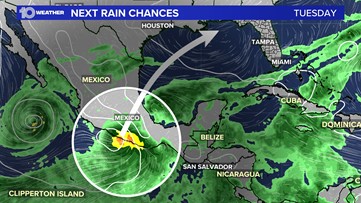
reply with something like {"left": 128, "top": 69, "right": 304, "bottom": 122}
{"left": 2, "top": 0, "right": 361, "bottom": 202}
{"left": 72, "top": 87, "right": 182, "bottom": 197}
{"left": 120, "top": 30, "right": 218, "bottom": 136}
{"left": 16, "top": 5, "right": 345, "bottom": 20}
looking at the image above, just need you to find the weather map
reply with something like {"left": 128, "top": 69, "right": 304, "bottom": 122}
{"left": 73, "top": 87, "right": 181, "bottom": 197}
{"left": 1, "top": 0, "right": 361, "bottom": 203}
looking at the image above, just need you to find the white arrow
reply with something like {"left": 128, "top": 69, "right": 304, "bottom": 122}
{"left": 120, "top": 30, "right": 219, "bottom": 136}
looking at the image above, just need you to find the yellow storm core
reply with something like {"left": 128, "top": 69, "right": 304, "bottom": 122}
{"left": 111, "top": 130, "right": 144, "bottom": 150}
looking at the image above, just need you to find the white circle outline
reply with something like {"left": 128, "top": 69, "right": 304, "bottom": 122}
{"left": 337, "top": 41, "right": 359, "bottom": 62}
{"left": 24, "top": 114, "right": 43, "bottom": 129}
{"left": 71, "top": 87, "right": 182, "bottom": 198}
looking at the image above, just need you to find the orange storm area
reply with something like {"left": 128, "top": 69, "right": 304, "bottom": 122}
{"left": 111, "top": 130, "right": 144, "bottom": 150}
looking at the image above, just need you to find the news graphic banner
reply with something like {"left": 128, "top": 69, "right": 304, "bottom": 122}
{"left": 17, "top": 5, "right": 345, "bottom": 20}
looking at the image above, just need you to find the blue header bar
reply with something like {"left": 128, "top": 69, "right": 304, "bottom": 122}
{"left": 17, "top": 6, "right": 344, "bottom": 20}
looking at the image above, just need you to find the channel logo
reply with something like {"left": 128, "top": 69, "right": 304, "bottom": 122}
{"left": 17, "top": 6, "right": 65, "bottom": 20}
{"left": 19, "top": 7, "right": 36, "bottom": 19}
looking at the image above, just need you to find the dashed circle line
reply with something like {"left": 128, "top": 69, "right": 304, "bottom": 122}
{"left": 337, "top": 41, "right": 359, "bottom": 62}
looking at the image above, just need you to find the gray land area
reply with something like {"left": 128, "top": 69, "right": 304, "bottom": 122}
{"left": 353, "top": 188, "right": 361, "bottom": 203}
{"left": 335, "top": 186, "right": 349, "bottom": 203}
{"left": 248, "top": 84, "right": 361, "bottom": 133}
{"left": 2, "top": 0, "right": 282, "bottom": 107}
{"left": 232, "top": 155, "right": 256, "bottom": 191}
{"left": 319, "top": 178, "right": 361, "bottom": 203}
{"left": 235, "top": 187, "right": 261, "bottom": 202}
{"left": 239, "top": 20, "right": 282, "bottom": 66}
{"left": 319, "top": 183, "right": 345, "bottom": 203}
{"left": 180, "top": 100, "right": 258, "bottom": 202}
{"left": 81, "top": 88, "right": 180, "bottom": 149}
{"left": 247, "top": 85, "right": 329, "bottom": 114}
{"left": 0, "top": 0, "right": 323, "bottom": 201}
{"left": 193, "top": 0, "right": 282, "bottom": 66}
{"left": 2, "top": 0, "right": 276, "bottom": 166}
{"left": 182, "top": 101, "right": 224, "bottom": 162}
{"left": 3, "top": 0, "right": 162, "bottom": 107}
{"left": 243, "top": 0, "right": 275, "bottom": 4}
{"left": 0, "top": 2, "right": 43, "bottom": 83}
{"left": 336, "top": 113, "right": 361, "bottom": 133}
